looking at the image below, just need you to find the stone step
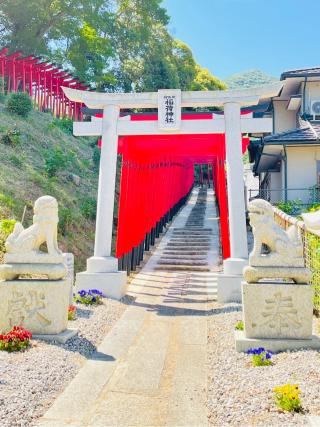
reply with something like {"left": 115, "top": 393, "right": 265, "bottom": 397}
{"left": 154, "top": 265, "right": 210, "bottom": 272}
{"left": 169, "top": 241, "right": 210, "bottom": 245}
{"left": 163, "top": 251, "right": 208, "bottom": 256}
{"left": 172, "top": 231, "right": 210, "bottom": 236}
{"left": 158, "top": 260, "right": 208, "bottom": 266}
{"left": 174, "top": 228, "right": 212, "bottom": 231}
{"left": 172, "top": 236, "right": 209, "bottom": 239}
{"left": 166, "top": 242, "right": 210, "bottom": 247}
{"left": 165, "top": 246, "right": 210, "bottom": 251}
{"left": 170, "top": 238, "right": 211, "bottom": 242}
{"left": 160, "top": 255, "right": 207, "bottom": 261}
{"left": 167, "top": 239, "right": 210, "bottom": 244}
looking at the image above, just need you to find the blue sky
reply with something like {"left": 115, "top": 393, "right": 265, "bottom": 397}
{"left": 163, "top": 0, "right": 320, "bottom": 80}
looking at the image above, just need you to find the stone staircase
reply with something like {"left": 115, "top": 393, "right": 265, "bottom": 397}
{"left": 155, "top": 188, "right": 213, "bottom": 271}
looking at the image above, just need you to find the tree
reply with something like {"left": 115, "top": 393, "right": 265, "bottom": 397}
{"left": 0, "top": 0, "right": 91, "bottom": 54}
{"left": 67, "top": 22, "right": 114, "bottom": 87}
{"left": 191, "top": 65, "right": 227, "bottom": 91}
{"left": 224, "top": 69, "right": 277, "bottom": 89}
{"left": 172, "top": 40, "right": 197, "bottom": 90}
{"left": 0, "top": 0, "right": 226, "bottom": 93}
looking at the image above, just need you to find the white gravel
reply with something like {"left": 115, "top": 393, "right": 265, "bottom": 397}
{"left": 0, "top": 297, "right": 130, "bottom": 427}
{"left": 207, "top": 304, "right": 320, "bottom": 426}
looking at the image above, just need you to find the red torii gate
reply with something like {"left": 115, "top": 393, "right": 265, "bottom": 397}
{"left": 114, "top": 112, "right": 249, "bottom": 273}
{"left": 0, "top": 48, "right": 90, "bottom": 120}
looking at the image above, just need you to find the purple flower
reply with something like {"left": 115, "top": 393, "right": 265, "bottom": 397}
{"left": 78, "top": 290, "right": 87, "bottom": 297}
{"left": 247, "top": 347, "right": 272, "bottom": 357}
{"left": 89, "top": 289, "right": 105, "bottom": 297}
{"left": 90, "top": 289, "right": 104, "bottom": 296}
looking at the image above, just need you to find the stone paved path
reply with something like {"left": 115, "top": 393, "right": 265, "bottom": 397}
{"left": 38, "top": 187, "right": 221, "bottom": 427}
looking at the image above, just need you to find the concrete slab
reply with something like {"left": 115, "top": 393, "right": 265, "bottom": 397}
{"left": 38, "top": 188, "right": 219, "bottom": 427}
{"left": 235, "top": 330, "right": 320, "bottom": 353}
{"left": 33, "top": 328, "right": 78, "bottom": 344}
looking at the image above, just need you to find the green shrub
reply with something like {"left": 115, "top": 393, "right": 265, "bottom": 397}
{"left": 80, "top": 198, "right": 97, "bottom": 220}
{"left": 9, "top": 154, "right": 23, "bottom": 167}
{"left": 7, "top": 92, "right": 32, "bottom": 117}
{"left": 0, "top": 219, "right": 16, "bottom": 254}
{"left": 305, "top": 203, "right": 320, "bottom": 213}
{"left": 275, "top": 199, "right": 302, "bottom": 216}
{"left": 45, "top": 146, "right": 69, "bottom": 177}
{"left": 1, "top": 128, "right": 20, "bottom": 145}
{"left": 0, "top": 193, "right": 15, "bottom": 210}
{"left": 0, "top": 219, "right": 16, "bottom": 235}
{"left": 92, "top": 146, "right": 100, "bottom": 170}
{"left": 59, "top": 207, "right": 73, "bottom": 235}
{"left": 49, "top": 117, "right": 73, "bottom": 135}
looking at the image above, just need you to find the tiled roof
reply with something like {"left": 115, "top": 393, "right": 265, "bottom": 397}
{"left": 264, "top": 121, "right": 320, "bottom": 143}
{"left": 281, "top": 67, "right": 320, "bottom": 80}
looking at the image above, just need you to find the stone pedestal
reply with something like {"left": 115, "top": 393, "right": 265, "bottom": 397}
{"left": 242, "top": 282, "right": 313, "bottom": 339}
{"left": 0, "top": 279, "right": 71, "bottom": 334}
{"left": 235, "top": 281, "right": 320, "bottom": 352}
{"left": 75, "top": 256, "right": 127, "bottom": 300}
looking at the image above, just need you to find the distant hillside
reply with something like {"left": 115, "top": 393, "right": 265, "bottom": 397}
{"left": 0, "top": 102, "right": 101, "bottom": 271}
{"left": 225, "top": 69, "right": 278, "bottom": 89}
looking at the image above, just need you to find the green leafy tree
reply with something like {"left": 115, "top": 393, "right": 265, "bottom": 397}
{"left": 225, "top": 69, "right": 277, "bottom": 89}
{"left": 191, "top": 65, "right": 227, "bottom": 91}
{"left": 0, "top": 0, "right": 226, "bottom": 92}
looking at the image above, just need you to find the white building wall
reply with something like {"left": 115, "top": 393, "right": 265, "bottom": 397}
{"left": 269, "top": 171, "right": 283, "bottom": 202}
{"left": 286, "top": 146, "right": 320, "bottom": 202}
{"left": 273, "top": 100, "right": 297, "bottom": 132}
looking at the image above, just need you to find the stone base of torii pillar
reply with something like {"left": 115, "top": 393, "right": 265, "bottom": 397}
{"left": 75, "top": 256, "right": 127, "bottom": 300}
{"left": 217, "top": 258, "right": 248, "bottom": 303}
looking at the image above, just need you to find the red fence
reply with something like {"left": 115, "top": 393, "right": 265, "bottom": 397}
{"left": 0, "top": 47, "right": 89, "bottom": 120}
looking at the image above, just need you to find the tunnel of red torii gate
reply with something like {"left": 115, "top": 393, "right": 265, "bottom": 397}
{"left": 115, "top": 116, "right": 249, "bottom": 266}
{"left": 0, "top": 48, "right": 90, "bottom": 120}
{"left": 63, "top": 84, "right": 283, "bottom": 300}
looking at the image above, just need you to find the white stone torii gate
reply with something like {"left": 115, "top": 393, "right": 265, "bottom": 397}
{"left": 63, "top": 83, "right": 283, "bottom": 300}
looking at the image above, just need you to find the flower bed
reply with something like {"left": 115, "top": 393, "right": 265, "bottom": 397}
{"left": 0, "top": 296, "right": 129, "bottom": 426}
{"left": 74, "top": 289, "right": 105, "bottom": 305}
{"left": 0, "top": 326, "right": 32, "bottom": 352}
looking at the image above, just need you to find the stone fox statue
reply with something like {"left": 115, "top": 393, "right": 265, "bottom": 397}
{"left": 5, "top": 195, "right": 62, "bottom": 257}
{"left": 248, "top": 199, "right": 303, "bottom": 267}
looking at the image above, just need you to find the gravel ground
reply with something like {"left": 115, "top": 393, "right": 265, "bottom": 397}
{"left": 0, "top": 297, "right": 130, "bottom": 427}
{"left": 207, "top": 304, "right": 320, "bottom": 426}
